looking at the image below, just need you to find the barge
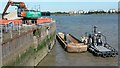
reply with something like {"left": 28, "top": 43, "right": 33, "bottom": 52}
{"left": 81, "top": 26, "right": 118, "bottom": 57}
{"left": 56, "top": 32, "right": 87, "bottom": 53}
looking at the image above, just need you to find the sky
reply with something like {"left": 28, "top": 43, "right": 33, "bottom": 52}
{"left": 0, "top": 0, "right": 119, "bottom": 13}
{"left": 1, "top": 0, "right": 120, "bottom": 2}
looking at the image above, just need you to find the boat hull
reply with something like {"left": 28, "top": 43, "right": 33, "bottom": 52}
{"left": 88, "top": 44, "right": 118, "bottom": 57}
{"left": 67, "top": 43, "right": 87, "bottom": 53}
{"left": 56, "top": 32, "right": 87, "bottom": 53}
{"left": 56, "top": 34, "right": 67, "bottom": 50}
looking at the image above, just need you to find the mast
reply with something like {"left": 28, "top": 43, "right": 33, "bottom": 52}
{"left": 93, "top": 25, "right": 97, "bottom": 34}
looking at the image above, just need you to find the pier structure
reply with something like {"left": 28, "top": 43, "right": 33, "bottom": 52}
{"left": 0, "top": 19, "right": 56, "bottom": 66}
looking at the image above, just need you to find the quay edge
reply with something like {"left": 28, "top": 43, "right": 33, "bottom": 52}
{"left": 0, "top": 21, "right": 56, "bottom": 67}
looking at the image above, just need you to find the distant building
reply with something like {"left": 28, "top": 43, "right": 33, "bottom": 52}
{"left": 74, "top": 11, "right": 77, "bottom": 14}
{"left": 84, "top": 11, "right": 89, "bottom": 14}
{"left": 108, "top": 9, "right": 117, "bottom": 13}
{"left": 88, "top": 10, "right": 95, "bottom": 12}
{"left": 77, "top": 10, "right": 84, "bottom": 14}
{"left": 69, "top": 11, "right": 74, "bottom": 14}
{"left": 69, "top": 10, "right": 85, "bottom": 14}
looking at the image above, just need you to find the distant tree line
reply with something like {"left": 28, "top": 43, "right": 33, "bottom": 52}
{"left": 51, "top": 12, "right": 69, "bottom": 14}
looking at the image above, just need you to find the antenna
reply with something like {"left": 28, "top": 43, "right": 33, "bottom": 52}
{"left": 93, "top": 25, "right": 97, "bottom": 34}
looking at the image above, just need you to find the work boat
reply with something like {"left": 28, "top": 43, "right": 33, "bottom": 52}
{"left": 56, "top": 32, "right": 87, "bottom": 53}
{"left": 81, "top": 26, "right": 118, "bottom": 57}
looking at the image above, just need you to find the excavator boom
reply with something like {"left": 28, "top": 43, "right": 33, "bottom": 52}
{"left": 2, "top": 0, "right": 28, "bottom": 19}
{"left": 2, "top": 0, "right": 50, "bottom": 19}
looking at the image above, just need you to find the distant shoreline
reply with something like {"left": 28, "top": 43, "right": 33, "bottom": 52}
{"left": 0, "top": 13, "right": 118, "bottom": 17}
{"left": 51, "top": 13, "right": 118, "bottom": 16}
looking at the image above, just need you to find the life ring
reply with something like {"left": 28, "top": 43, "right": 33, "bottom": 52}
{"left": 108, "top": 53, "right": 113, "bottom": 57}
{"left": 112, "top": 53, "right": 116, "bottom": 57}
{"left": 96, "top": 53, "right": 100, "bottom": 56}
{"left": 102, "top": 54, "right": 107, "bottom": 58}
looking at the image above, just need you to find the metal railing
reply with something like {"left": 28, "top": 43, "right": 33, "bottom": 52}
{"left": 0, "top": 24, "right": 35, "bottom": 43}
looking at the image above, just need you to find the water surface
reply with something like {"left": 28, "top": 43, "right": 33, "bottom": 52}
{"left": 38, "top": 14, "right": 118, "bottom": 66}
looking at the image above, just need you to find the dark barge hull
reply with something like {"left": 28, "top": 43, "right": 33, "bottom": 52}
{"left": 56, "top": 34, "right": 67, "bottom": 50}
{"left": 88, "top": 44, "right": 118, "bottom": 57}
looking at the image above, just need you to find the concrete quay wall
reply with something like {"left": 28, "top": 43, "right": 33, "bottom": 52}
{"left": 0, "top": 22, "right": 56, "bottom": 67}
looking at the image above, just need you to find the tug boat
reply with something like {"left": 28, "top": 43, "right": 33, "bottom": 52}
{"left": 81, "top": 26, "right": 118, "bottom": 57}
{"left": 56, "top": 32, "right": 87, "bottom": 53}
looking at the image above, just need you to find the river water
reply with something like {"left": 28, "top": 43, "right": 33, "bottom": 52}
{"left": 38, "top": 14, "right": 118, "bottom": 66}
{"left": 0, "top": 14, "right": 118, "bottom": 66}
